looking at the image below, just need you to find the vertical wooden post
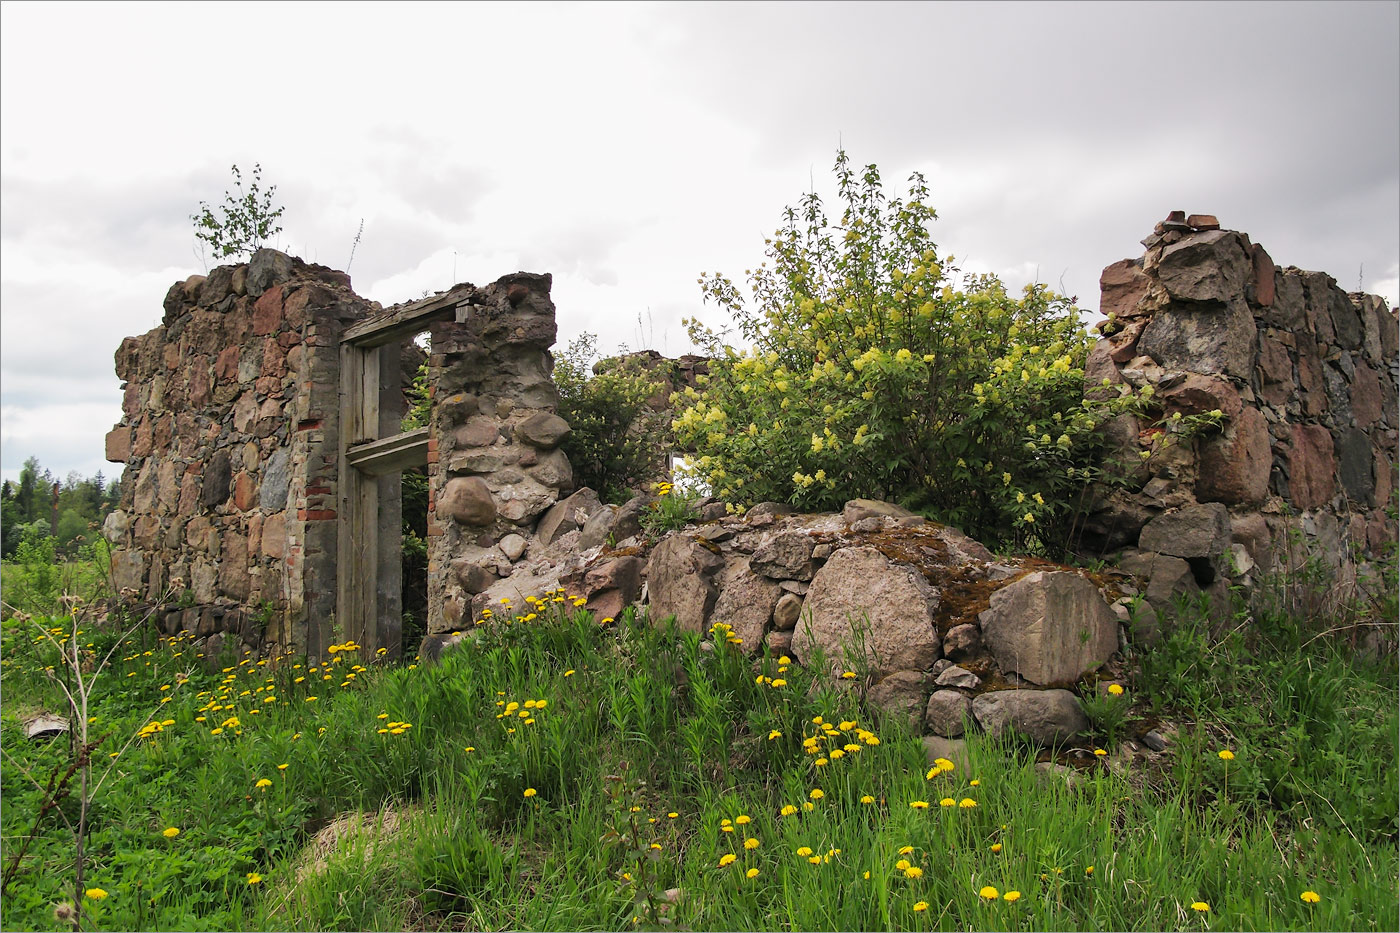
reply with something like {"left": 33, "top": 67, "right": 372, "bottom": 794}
{"left": 337, "top": 343, "right": 379, "bottom": 652}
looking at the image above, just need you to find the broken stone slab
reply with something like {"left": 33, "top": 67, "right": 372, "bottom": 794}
{"left": 749, "top": 530, "right": 817, "bottom": 581}
{"left": 842, "top": 498, "right": 919, "bottom": 524}
{"left": 791, "top": 546, "right": 942, "bottom": 679}
{"left": 1138, "top": 502, "right": 1231, "bottom": 582}
{"left": 645, "top": 534, "right": 723, "bottom": 634}
{"left": 934, "top": 664, "right": 981, "bottom": 690}
{"left": 708, "top": 557, "right": 782, "bottom": 654}
{"left": 971, "top": 688, "right": 1089, "bottom": 747}
{"left": 977, "top": 571, "right": 1119, "bottom": 686}
{"left": 1136, "top": 296, "right": 1259, "bottom": 381}
{"left": 1155, "top": 229, "right": 1251, "bottom": 305}
{"left": 25, "top": 714, "right": 69, "bottom": 741}
{"left": 1196, "top": 406, "right": 1271, "bottom": 506}
{"left": 536, "top": 488, "right": 602, "bottom": 545}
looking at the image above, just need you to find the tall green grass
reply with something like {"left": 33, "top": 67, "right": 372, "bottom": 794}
{"left": 1, "top": 586, "right": 1395, "bottom": 931}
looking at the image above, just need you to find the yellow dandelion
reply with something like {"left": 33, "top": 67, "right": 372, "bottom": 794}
{"left": 1218, "top": 749, "right": 1235, "bottom": 761}
{"left": 162, "top": 827, "right": 180, "bottom": 838}
{"left": 1004, "top": 890, "right": 1022, "bottom": 902}
{"left": 913, "top": 900, "right": 929, "bottom": 912}
{"left": 1301, "top": 891, "right": 1320, "bottom": 904}
{"left": 718, "top": 853, "right": 737, "bottom": 867}
{"left": 980, "top": 885, "right": 999, "bottom": 900}
{"left": 523, "top": 788, "right": 537, "bottom": 798}
{"left": 1191, "top": 901, "right": 1210, "bottom": 912}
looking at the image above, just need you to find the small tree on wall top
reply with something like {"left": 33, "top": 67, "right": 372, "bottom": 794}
{"left": 190, "top": 162, "right": 285, "bottom": 262}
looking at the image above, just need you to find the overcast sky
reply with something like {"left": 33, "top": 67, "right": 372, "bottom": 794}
{"left": 2, "top": 0, "right": 1396, "bottom": 485}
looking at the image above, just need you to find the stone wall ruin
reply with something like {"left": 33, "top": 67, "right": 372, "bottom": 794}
{"left": 1082, "top": 212, "right": 1397, "bottom": 627}
{"left": 104, "top": 216, "right": 1397, "bottom": 690}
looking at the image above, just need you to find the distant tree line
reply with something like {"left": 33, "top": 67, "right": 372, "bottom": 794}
{"left": 0, "top": 457, "right": 122, "bottom": 559}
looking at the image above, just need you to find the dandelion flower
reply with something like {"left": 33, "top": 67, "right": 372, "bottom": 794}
{"left": 255, "top": 778, "right": 272, "bottom": 789}
{"left": 1086, "top": 866, "right": 1094, "bottom": 876}
{"left": 914, "top": 901, "right": 929, "bottom": 912}
{"left": 277, "top": 763, "right": 289, "bottom": 771}
{"left": 736, "top": 814, "right": 751, "bottom": 825}
{"left": 940, "top": 798, "right": 955, "bottom": 807}
{"left": 162, "top": 827, "right": 180, "bottom": 838}
{"left": 896, "top": 859, "right": 911, "bottom": 871}
{"left": 841, "top": 671, "right": 856, "bottom": 679}
{"left": 990, "top": 843, "right": 1002, "bottom": 853}
{"left": 1301, "top": 890, "right": 1320, "bottom": 904}
{"left": 861, "top": 795, "right": 875, "bottom": 805}
{"left": 1191, "top": 901, "right": 1210, "bottom": 912}
{"left": 1094, "top": 748, "right": 1108, "bottom": 757}
{"left": 809, "top": 788, "right": 824, "bottom": 800}
{"left": 959, "top": 798, "right": 977, "bottom": 808}
{"left": 668, "top": 812, "right": 679, "bottom": 819}
{"left": 746, "top": 867, "right": 760, "bottom": 879}
{"left": 980, "top": 885, "right": 1000, "bottom": 900}
{"left": 718, "top": 853, "right": 737, "bottom": 867}
{"left": 898, "top": 845, "right": 914, "bottom": 855}
{"left": 1004, "top": 891, "right": 1022, "bottom": 902}
{"left": 910, "top": 800, "right": 929, "bottom": 809}
{"left": 803, "top": 802, "right": 815, "bottom": 811}
{"left": 84, "top": 888, "right": 108, "bottom": 900}
{"left": 904, "top": 866, "right": 923, "bottom": 879}
{"left": 744, "top": 837, "right": 760, "bottom": 850}
{"left": 1108, "top": 683, "right": 1124, "bottom": 696}
{"left": 564, "top": 669, "right": 575, "bottom": 677}
{"left": 796, "top": 846, "right": 813, "bottom": 857}
{"left": 780, "top": 804, "right": 798, "bottom": 816}
{"left": 1218, "top": 749, "right": 1235, "bottom": 761}
{"left": 247, "top": 872, "right": 263, "bottom": 885}
{"left": 768, "top": 729, "right": 782, "bottom": 740}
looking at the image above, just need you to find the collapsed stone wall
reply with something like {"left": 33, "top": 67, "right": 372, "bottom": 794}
{"left": 1081, "top": 213, "right": 1398, "bottom": 623}
{"left": 103, "top": 250, "right": 378, "bottom": 654}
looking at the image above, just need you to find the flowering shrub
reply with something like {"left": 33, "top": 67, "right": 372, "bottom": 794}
{"left": 676, "top": 150, "right": 1131, "bottom": 552}
{"left": 554, "top": 334, "right": 671, "bottom": 503}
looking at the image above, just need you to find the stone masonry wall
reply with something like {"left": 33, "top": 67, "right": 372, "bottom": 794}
{"left": 426, "top": 273, "right": 575, "bottom": 635}
{"left": 103, "top": 249, "right": 378, "bottom": 656}
{"left": 1081, "top": 212, "right": 1398, "bottom": 621}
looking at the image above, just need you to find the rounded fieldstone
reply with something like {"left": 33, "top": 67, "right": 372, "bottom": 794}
{"left": 772, "top": 592, "right": 803, "bottom": 631}
{"left": 925, "top": 689, "right": 973, "bottom": 738}
{"left": 440, "top": 476, "right": 496, "bottom": 526}
{"left": 515, "top": 412, "right": 571, "bottom": 449}
{"left": 942, "top": 623, "right": 982, "bottom": 661}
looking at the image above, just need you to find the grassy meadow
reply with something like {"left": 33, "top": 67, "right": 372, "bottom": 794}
{"left": 0, "top": 570, "right": 1396, "bottom": 932}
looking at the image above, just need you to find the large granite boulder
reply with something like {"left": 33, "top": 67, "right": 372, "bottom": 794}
{"left": 791, "top": 546, "right": 941, "bottom": 678}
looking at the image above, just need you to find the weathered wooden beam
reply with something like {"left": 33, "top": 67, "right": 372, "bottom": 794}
{"left": 341, "top": 288, "right": 472, "bottom": 348}
{"left": 346, "top": 427, "right": 430, "bottom": 477}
